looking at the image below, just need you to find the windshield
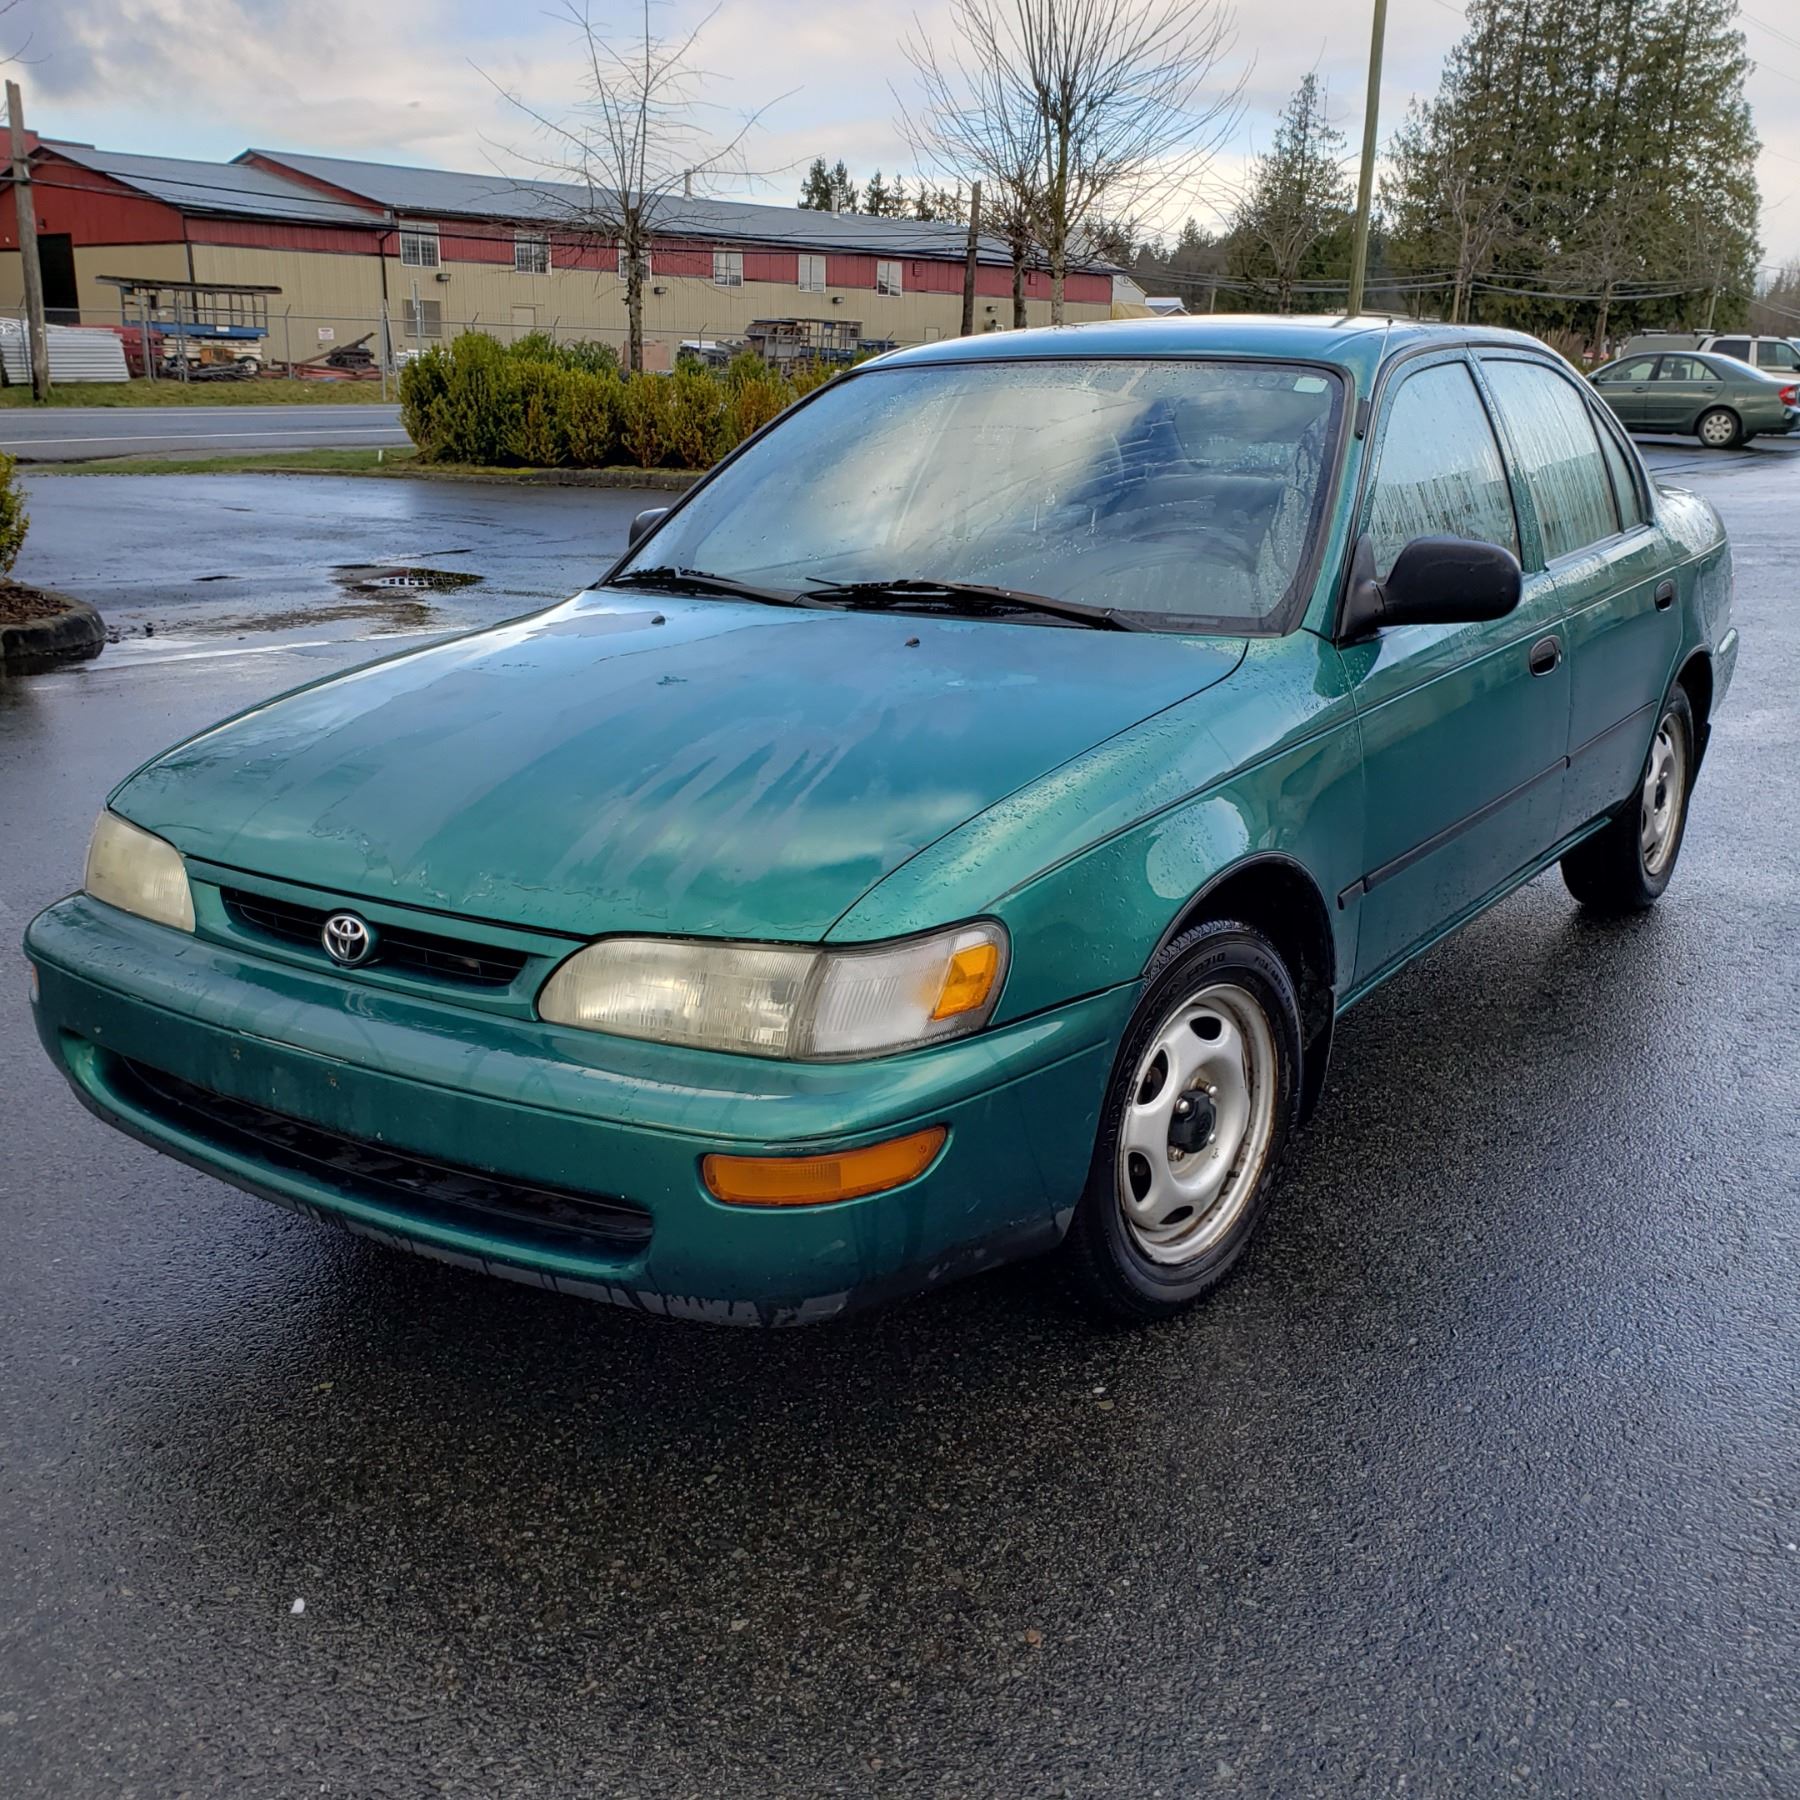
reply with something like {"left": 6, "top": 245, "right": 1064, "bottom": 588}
{"left": 618, "top": 357, "right": 1344, "bottom": 632}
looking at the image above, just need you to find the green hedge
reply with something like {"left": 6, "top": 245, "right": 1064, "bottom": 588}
{"left": 399, "top": 335, "right": 844, "bottom": 471}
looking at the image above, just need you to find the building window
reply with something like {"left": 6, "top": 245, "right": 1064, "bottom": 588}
{"left": 876, "top": 259, "right": 902, "bottom": 296}
{"left": 712, "top": 249, "right": 743, "bottom": 288}
{"left": 514, "top": 231, "right": 549, "bottom": 275}
{"left": 399, "top": 225, "right": 440, "bottom": 269}
{"left": 798, "top": 253, "right": 826, "bottom": 293}
{"left": 402, "top": 297, "right": 442, "bottom": 339}
{"left": 617, "top": 240, "right": 651, "bottom": 285}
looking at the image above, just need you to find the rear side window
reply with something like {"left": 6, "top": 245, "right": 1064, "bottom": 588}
{"left": 1364, "top": 361, "right": 1518, "bottom": 578}
{"left": 1481, "top": 359, "right": 1620, "bottom": 561}
{"left": 1656, "top": 355, "right": 1717, "bottom": 383}
{"left": 1710, "top": 339, "right": 1750, "bottom": 361}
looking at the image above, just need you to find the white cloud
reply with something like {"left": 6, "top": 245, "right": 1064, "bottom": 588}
{"left": 16, "top": 0, "right": 1800, "bottom": 265}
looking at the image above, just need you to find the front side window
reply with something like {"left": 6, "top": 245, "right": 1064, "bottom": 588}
{"left": 798, "top": 253, "right": 826, "bottom": 292}
{"left": 1364, "top": 361, "right": 1518, "bottom": 578}
{"left": 514, "top": 231, "right": 549, "bottom": 275}
{"left": 876, "top": 259, "right": 902, "bottom": 296}
{"left": 1596, "top": 357, "right": 1657, "bottom": 384}
{"left": 713, "top": 250, "right": 743, "bottom": 288}
{"left": 1756, "top": 340, "right": 1800, "bottom": 370}
{"left": 621, "top": 358, "right": 1345, "bottom": 631}
{"left": 1481, "top": 358, "right": 1620, "bottom": 561}
{"left": 399, "top": 225, "right": 440, "bottom": 269}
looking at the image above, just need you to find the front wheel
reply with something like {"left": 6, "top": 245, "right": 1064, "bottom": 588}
{"left": 1696, "top": 407, "right": 1742, "bottom": 450}
{"left": 1561, "top": 687, "right": 1695, "bottom": 913}
{"left": 1061, "top": 920, "right": 1302, "bottom": 1323}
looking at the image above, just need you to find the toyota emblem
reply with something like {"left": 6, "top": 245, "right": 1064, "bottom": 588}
{"left": 321, "top": 912, "right": 377, "bottom": 967}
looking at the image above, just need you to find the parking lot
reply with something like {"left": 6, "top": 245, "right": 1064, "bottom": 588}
{"left": 2, "top": 439, "right": 1796, "bottom": 1797}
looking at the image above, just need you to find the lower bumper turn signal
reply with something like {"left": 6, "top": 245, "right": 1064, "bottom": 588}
{"left": 702, "top": 1125, "right": 948, "bottom": 1207}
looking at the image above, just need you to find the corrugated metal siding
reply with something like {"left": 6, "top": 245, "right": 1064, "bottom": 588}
{"left": 189, "top": 218, "right": 382, "bottom": 256}
{"left": 2, "top": 152, "right": 186, "bottom": 250}
{"left": 0, "top": 319, "right": 129, "bottom": 382}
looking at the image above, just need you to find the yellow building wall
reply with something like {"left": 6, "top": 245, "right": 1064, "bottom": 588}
{"left": 0, "top": 243, "right": 193, "bottom": 325}
{"left": 0, "top": 236, "right": 1111, "bottom": 361}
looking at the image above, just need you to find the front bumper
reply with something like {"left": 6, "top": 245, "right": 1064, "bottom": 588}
{"left": 26, "top": 896, "right": 1131, "bottom": 1324}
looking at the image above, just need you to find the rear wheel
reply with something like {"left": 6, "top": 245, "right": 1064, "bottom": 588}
{"left": 1061, "top": 920, "right": 1301, "bottom": 1322}
{"left": 1561, "top": 686, "right": 1694, "bottom": 913}
{"left": 1696, "top": 407, "right": 1742, "bottom": 450}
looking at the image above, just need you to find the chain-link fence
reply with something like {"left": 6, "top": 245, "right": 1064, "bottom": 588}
{"left": 14, "top": 301, "right": 959, "bottom": 389}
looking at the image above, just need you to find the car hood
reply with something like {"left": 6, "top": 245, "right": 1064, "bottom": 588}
{"left": 115, "top": 593, "right": 1246, "bottom": 941}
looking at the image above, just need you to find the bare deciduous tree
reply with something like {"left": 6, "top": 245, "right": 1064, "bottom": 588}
{"left": 491, "top": 1, "right": 781, "bottom": 372}
{"left": 903, "top": 0, "right": 1242, "bottom": 325}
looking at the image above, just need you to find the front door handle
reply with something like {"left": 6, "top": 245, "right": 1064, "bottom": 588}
{"left": 1528, "top": 635, "right": 1562, "bottom": 677}
{"left": 1653, "top": 578, "right": 1676, "bottom": 611}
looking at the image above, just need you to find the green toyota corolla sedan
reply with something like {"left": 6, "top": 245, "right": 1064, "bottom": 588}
{"left": 26, "top": 318, "right": 1737, "bottom": 1325}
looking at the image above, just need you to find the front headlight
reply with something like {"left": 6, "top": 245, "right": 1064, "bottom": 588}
{"left": 537, "top": 922, "right": 1008, "bottom": 1060}
{"left": 83, "top": 810, "right": 195, "bottom": 933}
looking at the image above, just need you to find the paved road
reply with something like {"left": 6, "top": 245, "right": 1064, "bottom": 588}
{"left": 0, "top": 402, "right": 410, "bottom": 463}
{"left": 1, "top": 446, "right": 1796, "bottom": 1797}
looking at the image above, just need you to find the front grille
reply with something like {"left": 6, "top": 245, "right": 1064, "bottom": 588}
{"left": 114, "top": 1058, "right": 653, "bottom": 1257}
{"left": 220, "top": 888, "right": 530, "bottom": 988}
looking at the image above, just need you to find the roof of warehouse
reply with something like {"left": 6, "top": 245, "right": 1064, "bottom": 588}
{"left": 241, "top": 148, "right": 1112, "bottom": 270}
{"left": 41, "top": 141, "right": 386, "bottom": 228}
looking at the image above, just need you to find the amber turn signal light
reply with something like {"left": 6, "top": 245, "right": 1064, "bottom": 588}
{"left": 702, "top": 1126, "right": 948, "bottom": 1207}
{"left": 931, "top": 941, "right": 1000, "bottom": 1021}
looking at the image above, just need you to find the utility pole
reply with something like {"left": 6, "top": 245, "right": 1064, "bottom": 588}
{"left": 6, "top": 81, "right": 50, "bottom": 401}
{"left": 1345, "top": 0, "right": 1389, "bottom": 318}
{"left": 961, "top": 180, "right": 983, "bottom": 338}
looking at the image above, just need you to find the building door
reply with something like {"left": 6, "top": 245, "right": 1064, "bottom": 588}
{"left": 510, "top": 305, "right": 536, "bottom": 342}
{"left": 38, "top": 233, "right": 79, "bottom": 324}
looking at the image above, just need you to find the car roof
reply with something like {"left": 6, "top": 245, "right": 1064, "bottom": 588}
{"left": 874, "top": 314, "right": 1554, "bottom": 383}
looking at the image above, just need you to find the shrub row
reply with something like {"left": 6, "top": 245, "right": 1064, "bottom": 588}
{"left": 399, "top": 334, "right": 842, "bottom": 471}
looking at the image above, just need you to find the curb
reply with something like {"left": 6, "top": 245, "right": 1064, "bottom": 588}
{"left": 0, "top": 589, "right": 107, "bottom": 672}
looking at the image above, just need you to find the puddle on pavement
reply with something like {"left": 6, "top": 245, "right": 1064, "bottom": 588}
{"left": 334, "top": 564, "right": 485, "bottom": 595}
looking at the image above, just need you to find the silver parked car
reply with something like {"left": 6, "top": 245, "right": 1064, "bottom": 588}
{"left": 1589, "top": 350, "right": 1800, "bottom": 449}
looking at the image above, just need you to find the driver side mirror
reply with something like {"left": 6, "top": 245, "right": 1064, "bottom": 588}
{"left": 629, "top": 506, "right": 668, "bottom": 549}
{"left": 1338, "top": 533, "right": 1522, "bottom": 641}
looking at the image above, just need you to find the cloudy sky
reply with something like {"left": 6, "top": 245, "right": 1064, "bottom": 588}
{"left": 17, "top": 0, "right": 1800, "bottom": 272}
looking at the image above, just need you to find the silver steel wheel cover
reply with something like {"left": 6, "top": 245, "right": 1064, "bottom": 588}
{"left": 1700, "top": 412, "right": 1733, "bottom": 446}
{"left": 1116, "top": 981, "right": 1279, "bottom": 1265}
{"left": 1640, "top": 714, "right": 1687, "bottom": 876}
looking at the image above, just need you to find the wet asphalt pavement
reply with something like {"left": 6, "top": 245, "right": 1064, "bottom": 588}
{"left": 0, "top": 404, "right": 410, "bottom": 463}
{"left": 2, "top": 446, "right": 1797, "bottom": 1797}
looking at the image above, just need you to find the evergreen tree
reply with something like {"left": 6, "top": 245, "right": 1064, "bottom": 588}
{"left": 799, "top": 159, "right": 861, "bottom": 212}
{"left": 1227, "top": 74, "right": 1353, "bottom": 312}
{"left": 1381, "top": 0, "right": 1761, "bottom": 339}
{"left": 798, "top": 157, "right": 834, "bottom": 209}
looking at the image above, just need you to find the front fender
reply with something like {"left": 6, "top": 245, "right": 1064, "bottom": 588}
{"left": 831, "top": 633, "right": 1366, "bottom": 1024}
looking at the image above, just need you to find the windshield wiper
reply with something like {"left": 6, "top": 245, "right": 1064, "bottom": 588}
{"left": 803, "top": 576, "right": 1147, "bottom": 632}
{"left": 607, "top": 566, "right": 823, "bottom": 609}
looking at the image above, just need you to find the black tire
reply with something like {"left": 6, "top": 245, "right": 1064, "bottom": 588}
{"left": 1061, "top": 919, "right": 1303, "bottom": 1323}
{"left": 1561, "top": 685, "right": 1695, "bottom": 914}
{"left": 1695, "top": 406, "right": 1742, "bottom": 450}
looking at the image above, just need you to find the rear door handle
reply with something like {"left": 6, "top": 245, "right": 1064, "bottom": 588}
{"left": 1653, "top": 578, "right": 1676, "bottom": 611}
{"left": 1528, "top": 635, "right": 1562, "bottom": 677}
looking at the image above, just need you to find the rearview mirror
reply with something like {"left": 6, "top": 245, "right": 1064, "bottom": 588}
{"left": 629, "top": 506, "right": 669, "bottom": 548}
{"left": 1338, "top": 533, "right": 1522, "bottom": 640}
